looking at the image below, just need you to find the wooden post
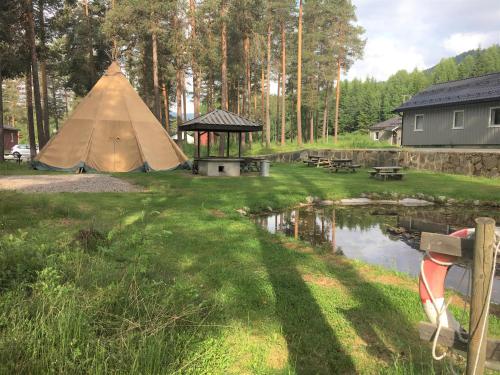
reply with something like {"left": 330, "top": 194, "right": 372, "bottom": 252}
{"left": 466, "top": 217, "right": 496, "bottom": 375}
{"left": 207, "top": 131, "right": 211, "bottom": 157}
{"left": 227, "top": 131, "right": 230, "bottom": 157}
{"left": 197, "top": 131, "right": 200, "bottom": 158}
{"left": 238, "top": 133, "right": 242, "bottom": 158}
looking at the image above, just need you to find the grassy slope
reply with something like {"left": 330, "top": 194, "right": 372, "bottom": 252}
{"left": 1, "top": 164, "right": 499, "bottom": 374}
{"left": 181, "top": 132, "right": 396, "bottom": 158}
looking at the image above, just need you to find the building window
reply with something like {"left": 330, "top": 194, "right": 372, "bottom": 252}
{"left": 452, "top": 110, "right": 464, "bottom": 129}
{"left": 489, "top": 107, "right": 500, "bottom": 127}
{"left": 374, "top": 131, "right": 379, "bottom": 140}
{"left": 414, "top": 114, "right": 424, "bottom": 131}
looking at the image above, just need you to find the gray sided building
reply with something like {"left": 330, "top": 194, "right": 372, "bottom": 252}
{"left": 395, "top": 73, "right": 500, "bottom": 148}
{"left": 368, "top": 117, "right": 402, "bottom": 146}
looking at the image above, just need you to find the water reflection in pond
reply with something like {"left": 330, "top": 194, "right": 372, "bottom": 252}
{"left": 255, "top": 205, "right": 500, "bottom": 303}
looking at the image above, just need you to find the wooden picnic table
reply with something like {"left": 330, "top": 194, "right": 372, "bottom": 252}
{"left": 369, "top": 165, "right": 405, "bottom": 180}
{"left": 329, "top": 158, "right": 361, "bottom": 173}
{"left": 304, "top": 156, "right": 330, "bottom": 167}
{"left": 373, "top": 166, "right": 402, "bottom": 172}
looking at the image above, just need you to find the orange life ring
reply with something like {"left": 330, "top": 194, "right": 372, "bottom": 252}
{"left": 418, "top": 228, "right": 473, "bottom": 330}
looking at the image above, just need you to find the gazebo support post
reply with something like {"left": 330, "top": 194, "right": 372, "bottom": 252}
{"left": 238, "top": 133, "right": 242, "bottom": 158}
{"left": 207, "top": 131, "right": 211, "bottom": 157}
{"left": 196, "top": 131, "right": 201, "bottom": 159}
{"left": 227, "top": 131, "right": 230, "bottom": 158}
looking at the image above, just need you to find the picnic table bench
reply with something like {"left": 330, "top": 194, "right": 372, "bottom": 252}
{"left": 369, "top": 166, "right": 405, "bottom": 180}
{"left": 303, "top": 155, "right": 330, "bottom": 167}
{"left": 328, "top": 158, "right": 361, "bottom": 173}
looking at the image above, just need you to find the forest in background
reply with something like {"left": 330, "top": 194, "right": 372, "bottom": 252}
{"left": 1, "top": 0, "right": 500, "bottom": 160}
{"left": 338, "top": 45, "right": 500, "bottom": 133}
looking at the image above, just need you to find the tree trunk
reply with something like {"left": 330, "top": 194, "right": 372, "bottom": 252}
{"left": 182, "top": 75, "right": 187, "bottom": 122}
{"left": 151, "top": 32, "right": 161, "bottom": 120}
{"left": 334, "top": 59, "right": 341, "bottom": 143}
{"left": 219, "top": 0, "right": 228, "bottom": 155}
{"left": 281, "top": 21, "right": 286, "bottom": 146}
{"left": 176, "top": 68, "right": 183, "bottom": 142}
{"left": 51, "top": 79, "right": 59, "bottom": 131}
{"left": 162, "top": 83, "right": 170, "bottom": 132}
{"left": 25, "top": 0, "right": 46, "bottom": 149}
{"left": 265, "top": 23, "right": 272, "bottom": 147}
{"left": 189, "top": 0, "right": 200, "bottom": 118}
{"left": 296, "top": 0, "right": 303, "bottom": 145}
{"left": 244, "top": 35, "right": 251, "bottom": 147}
{"left": 260, "top": 64, "right": 265, "bottom": 144}
{"left": 322, "top": 82, "right": 329, "bottom": 140}
{"left": 0, "top": 70, "right": 4, "bottom": 161}
{"left": 220, "top": 1, "right": 228, "bottom": 107}
{"left": 83, "top": 0, "right": 96, "bottom": 86}
{"left": 25, "top": 69, "right": 37, "bottom": 159}
{"left": 190, "top": 0, "right": 200, "bottom": 149}
{"left": 208, "top": 73, "right": 214, "bottom": 111}
{"left": 276, "top": 69, "right": 280, "bottom": 143}
{"left": 309, "top": 112, "right": 314, "bottom": 143}
{"left": 38, "top": 0, "right": 50, "bottom": 141}
{"left": 182, "top": 75, "right": 186, "bottom": 141}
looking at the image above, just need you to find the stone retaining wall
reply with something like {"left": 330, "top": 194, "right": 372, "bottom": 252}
{"left": 262, "top": 149, "right": 500, "bottom": 177}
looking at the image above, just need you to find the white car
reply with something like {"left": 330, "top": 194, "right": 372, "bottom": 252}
{"left": 11, "top": 144, "right": 39, "bottom": 160}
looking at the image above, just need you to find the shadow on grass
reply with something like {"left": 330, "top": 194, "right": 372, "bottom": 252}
{"left": 258, "top": 232, "right": 357, "bottom": 373}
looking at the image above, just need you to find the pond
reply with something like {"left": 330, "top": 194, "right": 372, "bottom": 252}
{"left": 254, "top": 205, "right": 500, "bottom": 303}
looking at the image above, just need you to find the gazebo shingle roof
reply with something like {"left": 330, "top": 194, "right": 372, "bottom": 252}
{"left": 179, "top": 109, "right": 262, "bottom": 132}
{"left": 395, "top": 72, "right": 500, "bottom": 111}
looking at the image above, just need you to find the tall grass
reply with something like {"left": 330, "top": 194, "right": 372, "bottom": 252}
{"left": 0, "top": 220, "right": 228, "bottom": 374}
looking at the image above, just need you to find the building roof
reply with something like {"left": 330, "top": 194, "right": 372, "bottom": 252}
{"left": 394, "top": 72, "right": 500, "bottom": 111}
{"left": 369, "top": 117, "right": 401, "bottom": 131}
{"left": 179, "top": 109, "right": 262, "bottom": 132}
{"left": 3, "top": 126, "right": 20, "bottom": 131}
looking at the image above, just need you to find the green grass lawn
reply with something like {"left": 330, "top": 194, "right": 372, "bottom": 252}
{"left": 1, "top": 163, "right": 499, "bottom": 374}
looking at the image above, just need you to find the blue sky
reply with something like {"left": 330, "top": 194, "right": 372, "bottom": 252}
{"left": 347, "top": 0, "right": 500, "bottom": 80}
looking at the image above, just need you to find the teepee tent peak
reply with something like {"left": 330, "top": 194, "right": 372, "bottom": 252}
{"left": 105, "top": 61, "right": 123, "bottom": 75}
{"left": 34, "top": 62, "right": 188, "bottom": 172}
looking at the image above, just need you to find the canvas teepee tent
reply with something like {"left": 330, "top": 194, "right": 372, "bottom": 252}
{"left": 34, "top": 62, "right": 188, "bottom": 172}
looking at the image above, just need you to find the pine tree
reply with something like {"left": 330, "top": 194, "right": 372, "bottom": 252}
{"left": 296, "top": 0, "right": 303, "bottom": 145}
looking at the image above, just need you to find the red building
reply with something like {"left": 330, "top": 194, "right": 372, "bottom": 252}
{"left": 3, "top": 126, "right": 20, "bottom": 152}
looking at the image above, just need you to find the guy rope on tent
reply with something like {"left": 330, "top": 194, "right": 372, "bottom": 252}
{"left": 418, "top": 217, "right": 500, "bottom": 374}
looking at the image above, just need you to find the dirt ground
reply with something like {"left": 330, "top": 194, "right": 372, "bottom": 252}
{"left": 0, "top": 174, "right": 143, "bottom": 193}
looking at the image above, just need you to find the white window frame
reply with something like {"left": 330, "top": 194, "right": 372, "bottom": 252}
{"left": 452, "top": 110, "right": 465, "bottom": 129}
{"left": 414, "top": 114, "right": 424, "bottom": 132}
{"left": 489, "top": 107, "right": 500, "bottom": 127}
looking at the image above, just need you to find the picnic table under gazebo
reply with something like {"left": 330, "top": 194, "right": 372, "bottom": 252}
{"left": 178, "top": 109, "right": 264, "bottom": 177}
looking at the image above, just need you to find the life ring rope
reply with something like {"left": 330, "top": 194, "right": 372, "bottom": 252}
{"left": 420, "top": 228, "right": 500, "bottom": 372}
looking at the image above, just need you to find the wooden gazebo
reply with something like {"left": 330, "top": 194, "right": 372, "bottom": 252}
{"left": 179, "top": 109, "right": 262, "bottom": 158}
{"left": 179, "top": 110, "right": 263, "bottom": 176}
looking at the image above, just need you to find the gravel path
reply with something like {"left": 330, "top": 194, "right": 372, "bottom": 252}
{"left": 0, "top": 174, "right": 143, "bottom": 193}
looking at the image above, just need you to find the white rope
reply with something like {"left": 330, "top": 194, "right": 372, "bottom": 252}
{"left": 470, "top": 235, "right": 500, "bottom": 374}
{"left": 420, "top": 252, "right": 452, "bottom": 360}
